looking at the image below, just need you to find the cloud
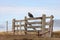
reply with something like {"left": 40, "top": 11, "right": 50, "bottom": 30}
{"left": 0, "top": 6, "right": 60, "bottom": 17}
{"left": 0, "top": 6, "right": 60, "bottom": 20}
{"left": 0, "top": 6, "right": 57, "bottom": 14}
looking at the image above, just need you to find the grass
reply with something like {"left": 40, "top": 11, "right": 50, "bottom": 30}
{"left": 0, "top": 31, "right": 60, "bottom": 37}
{"left": 0, "top": 31, "right": 60, "bottom": 40}
{"left": 52, "top": 31, "right": 60, "bottom": 38}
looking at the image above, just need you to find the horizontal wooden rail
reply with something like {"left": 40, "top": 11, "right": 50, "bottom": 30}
{"left": 25, "top": 16, "right": 53, "bottom": 20}
{"left": 15, "top": 20, "right": 25, "bottom": 22}
{"left": 46, "top": 22, "right": 50, "bottom": 25}
{"left": 45, "top": 28, "right": 48, "bottom": 30}
{"left": 26, "top": 17, "right": 42, "bottom": 20}
{"left": 26, "top": 22, "right": 42, "bottom": 24}
{"left": 15, "top": 24, "right": 25, "bottom": 27}
{"left": 26, "top": 30, "right": 43, "bottom": 32}
{"left": 27, "top": 26, "right": 42, "bottom": 28}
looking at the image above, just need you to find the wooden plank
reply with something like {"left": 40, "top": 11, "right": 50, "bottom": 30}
{"left": 15, "top": 20, "right": 25, "bottom": 22}
{"left": 43, "top": 30, "right": 50, "bottom": 34}
{"left": 46, "top": 16, "right": 54, "bottom": 18}
{"left": 27, "top": 17, "right": 42, "bottom": 20}
{"left": 45, "top": 28, "right": 48, "bottom": 30}
{"left": 27, "top": 30, "right": 42, "bottom": 32}
{"left": 46, "top": 22, "right": 50, "bottom": 25}
{"left": 49, "top": 15, "right": 54, "bottom": 37}
{"left": 24, "top": 16, "right": 27, "bottom": 34}
{"left": 12, "top": 19, "right": 15, "bottom": 34}
{"left": 26, "top": 22, "right": 42, "bottom": 24}
{"left": 27, "top": 26, "right": 42, "bottom": 28}
{"left": 46, "top": 17, "right": 51, "bottom": 18}
{"left": 15, "top": 24, "right": 25, "bottom": 27}
{"left": 6, "top": 21, "right": 8, "bottom": 33}
{"left": 27, "top": 30, "right": 41, "bottom": 32}
{"left": 26, "top": 16, "right": 53, "bottom": 20}
{"left": 41, "top": 14, "right": 46, "bottom": 37}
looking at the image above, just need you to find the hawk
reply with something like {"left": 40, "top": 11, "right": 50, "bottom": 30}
{"left": 28, "top": 12, "right": 34, "bottom": 18}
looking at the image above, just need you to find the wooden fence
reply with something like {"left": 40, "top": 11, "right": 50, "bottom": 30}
{"left": 12, "top": 14, "right": 54, "bottom": 37}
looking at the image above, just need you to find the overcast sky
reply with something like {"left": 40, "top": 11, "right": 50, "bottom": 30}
{"left": 0, "top": 0, "right": 60, "bottom": 32}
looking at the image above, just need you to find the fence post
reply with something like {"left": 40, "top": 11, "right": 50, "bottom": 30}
{"left": 24, "top": 16, "right": 27, "bottom": 35}
{"left": 12, "top": 18, "right": 15, "bottom": 35}
{"left": 19, "top": 21, "right": 22, "bottom": 35}
{"left": 41, "top": 14, "right": 46, "bottom": 37}
{"left": 16, "top": 22, "right": 19, "bottom": 35}
{"left": 6, "top": 21, "right": 8, "bottom": 33}
{"left": 49, "top": 15, "right": 54, "bottom": 37}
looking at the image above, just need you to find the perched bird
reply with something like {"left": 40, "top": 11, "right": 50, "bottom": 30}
{"left": 28, "top": 12, "right": 34, "bottom": 18}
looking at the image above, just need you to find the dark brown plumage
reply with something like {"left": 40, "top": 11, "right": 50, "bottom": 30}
{"left": 28, "top": 12, "right": 33, "bottom": 18}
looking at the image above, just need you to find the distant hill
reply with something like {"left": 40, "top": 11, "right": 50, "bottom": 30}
{"left": 53, "top": 19, "right": 60, "bottom": 31}
{"left": 54, "top": 19, "right": 60, "bottom": 27}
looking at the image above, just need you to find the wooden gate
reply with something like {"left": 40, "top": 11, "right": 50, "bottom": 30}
{"left": 12, "top": 14, "right": 54, "bottom": 37}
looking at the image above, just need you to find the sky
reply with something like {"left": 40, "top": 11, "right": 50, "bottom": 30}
{"left": 0, "top": 0, "right": 60, "bottom": 32}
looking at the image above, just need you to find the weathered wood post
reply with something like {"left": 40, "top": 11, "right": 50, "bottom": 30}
{"left": 19, "top": 21, "right": 22, "bottom": 35}
{"left": 38, "top": 17, "right": 42, "bottom": 37}
{"left": 12, "top": 19, "right": 15, "bottom": 35}
{"left": 16, "top": 22, "right": 19, "bottom": 35}
{"left": 41, "top": 14, "right": 46, "bottom": 37}
{"left": 49, "top": 15, "right": 54, "bottom": 37}
{"left": 24, "top": 16, "right": 27, "bottom": 35}
{"left": 6, "top": 21, "right": 8, "bottom": 33}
